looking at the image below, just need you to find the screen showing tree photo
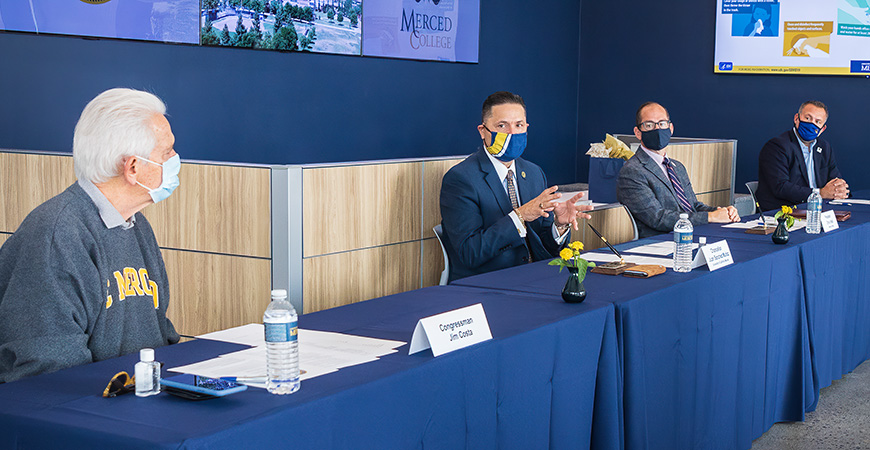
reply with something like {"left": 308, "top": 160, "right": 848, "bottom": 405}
{"left": 200, "top": 0, "right": 361, "bottom": 55}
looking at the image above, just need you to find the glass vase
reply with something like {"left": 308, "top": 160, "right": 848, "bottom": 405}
{"left": 772, "top": 217, "right": 789, "bottom": 245}
{"left": 561, "top": 266, "right": 587, "bottom": 303}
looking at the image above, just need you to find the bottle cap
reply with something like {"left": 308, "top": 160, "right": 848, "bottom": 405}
{"left": 679, "top": 213, "right": 688, "bottom": 219}
{"left": 271, "top": 289, "right": 288, "bottom": 299}
{"left": 140, "top": 348, "right": 154, "bottom": 362}
{"left": 699, "top": 237, "right": 707, "bottom": 245}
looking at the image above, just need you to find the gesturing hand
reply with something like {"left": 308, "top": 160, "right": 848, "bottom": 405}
{"left": 515, "top": 186, "right": 562, "bottom": 222}
{"left": 553, "top": 191, "right": 594, "bottom": 231}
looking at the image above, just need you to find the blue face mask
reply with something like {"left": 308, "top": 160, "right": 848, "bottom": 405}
{"left": 796, "top": 120, "right": 822, "bottom": 142}
{"left": 136, "top": 154, "right": 180, "bottom": 203}
{"left": 484, "top": 127, "right": 527, "bottom": 162}
{"left": 640, "top": 128, "right": 672, "bottom": 151}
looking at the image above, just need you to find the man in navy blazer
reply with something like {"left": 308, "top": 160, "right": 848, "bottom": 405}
{"left": 756, "top": 100, "right": 849, "bottom": 211}
{"left": 617, "top": 102, "right": 739, "bottom": 238}
{"left": 439, "top": 92, "right": 592, "bottom": 283}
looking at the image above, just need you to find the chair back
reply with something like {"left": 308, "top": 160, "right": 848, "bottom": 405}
{"left": 432, "top": 224, "right": 450, "bottom": 286}
{"left": 745, "top": 181, "right": 760, "bottom": 214}
{"left": 623, "top": 205, "right": 639, "bottom": 242}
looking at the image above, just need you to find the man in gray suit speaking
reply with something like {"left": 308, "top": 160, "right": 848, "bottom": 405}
{"left": 617, "top": 102, "right": 739, "bottom": 238}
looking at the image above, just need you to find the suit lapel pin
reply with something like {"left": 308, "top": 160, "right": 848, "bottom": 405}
{"left": 816, "top": 147, "right": 821, "bottom": 153}
{"left": 521, "top": 171, "right": 526, "bottom": 178}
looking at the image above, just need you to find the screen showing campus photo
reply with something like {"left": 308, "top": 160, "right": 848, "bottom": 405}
{"left": 715, "top": 0, "right": 870, "bottom": 76}
{"left": 361, "top": 0, "right": 480, "bottom": 63}
{"left": 200, "top": 0, "right": 361, "bottom": 55}
{"left": 0, "top": 0, "right": 199, "bottom": 44}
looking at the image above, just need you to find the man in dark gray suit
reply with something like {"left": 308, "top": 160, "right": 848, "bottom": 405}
{"left": 617, "top": 102, "right": 739, "bottom": 238}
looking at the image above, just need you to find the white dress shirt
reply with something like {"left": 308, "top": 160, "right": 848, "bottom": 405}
{"left": 484, "top": 151, "right": 569, "bottom": 243}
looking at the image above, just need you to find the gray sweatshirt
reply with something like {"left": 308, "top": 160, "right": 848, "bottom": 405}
{"left": 0, "top": 183, "right": 179, "bottom": 382}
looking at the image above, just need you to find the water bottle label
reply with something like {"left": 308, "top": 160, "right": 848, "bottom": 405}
{"left": 674, "top": 232, "right": 693, "bottom": 244}
{"left": 264, "top": 321, "right": 298, "bottom": 343}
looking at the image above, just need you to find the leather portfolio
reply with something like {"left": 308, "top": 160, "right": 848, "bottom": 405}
{"left": 590, "top": 261, "right": 637, "bottom": 276}
{"left": 791, "top": 210, "right": 851, "bottom": 221}
{"left": 622, "top": 265, "right": 667, "bottom": 278}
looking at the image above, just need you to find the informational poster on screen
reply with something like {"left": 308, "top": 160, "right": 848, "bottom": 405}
{"left": 0, "top": 0, "right": 199, "bottom": 44}
{"left": 714, "top": 0, "right": 870, "bottom": 76}
{"left": 362, "top": 0, "right": 480, "bottom": 63}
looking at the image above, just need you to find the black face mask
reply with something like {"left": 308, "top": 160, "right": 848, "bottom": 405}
{"left": 640, "top": 128, "right": 672, "bottom": 151}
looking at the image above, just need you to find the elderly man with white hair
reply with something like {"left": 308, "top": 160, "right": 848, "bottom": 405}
{"left": 0, "top": 88, "right": 180, "bottom": 382}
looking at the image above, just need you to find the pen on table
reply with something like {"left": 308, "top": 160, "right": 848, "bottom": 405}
{"left": 220, "top": 377, "right": 266, "bottom": 383}
{"left": 757, "top": 203, "right": 767, "bottom": 229}
{"left": 586, "top": 223, "right": 623, "bottom": 262}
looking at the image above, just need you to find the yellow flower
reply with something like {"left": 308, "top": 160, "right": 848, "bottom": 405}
{"left": 559, "top": 248, "right": 574, "bottom": 261}
{"left": 781, "top": 205, "right": 793, "bottom": 215}
{"left": 568, "top": 241, "right": 584, "bottom": 251}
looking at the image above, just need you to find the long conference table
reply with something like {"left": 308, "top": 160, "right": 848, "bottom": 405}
{"left": 1, "top": 195, "right": 869, "bottom": 449}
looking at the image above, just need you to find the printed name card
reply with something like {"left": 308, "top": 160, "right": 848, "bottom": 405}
{"left": 820, "top": 210, "right": 839, "bottom": 233}
{"left": 691, "top": 239, "right": 734, "bottom": 271}
{"left": 409, "top": 303, "right": 492, "bottom": 357}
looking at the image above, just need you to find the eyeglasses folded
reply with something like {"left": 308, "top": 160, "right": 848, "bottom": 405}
{"left": 103, "top": 371, "right": 136, "bottom": 398}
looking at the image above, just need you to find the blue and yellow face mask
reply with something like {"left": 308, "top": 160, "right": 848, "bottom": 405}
{"left": 484, "top": 127, "right": 527, "bottom": 162}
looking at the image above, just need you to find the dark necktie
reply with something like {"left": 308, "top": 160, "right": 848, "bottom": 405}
{"left": 506, "top": 170, "right": 533, "bottom": 263}
{"left": 663, "top": 157, "right": 693, "bottom": 212}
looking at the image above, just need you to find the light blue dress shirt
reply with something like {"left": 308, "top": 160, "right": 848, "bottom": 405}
{"left": 794, "top": 128, "right": 817, "bottom": 189}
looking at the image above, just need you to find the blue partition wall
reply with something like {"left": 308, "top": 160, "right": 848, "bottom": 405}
{"left": 0, "top": 0, "right": 582, "bottom": 185}
{"left": 577, "top": 0, "right": 870, "bottom": 192}
{"left": 3, "top": 0, "right": 867, "bottom": 194}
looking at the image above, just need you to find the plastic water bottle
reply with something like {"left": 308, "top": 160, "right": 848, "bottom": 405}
{"left": 134, "top": 348, "right": 161, "bottom": 397}
{"left": 264, "top": 289, "right": 300, "bottom": 395}
{"left": 806, "top": 188, "right": 822, "bottom": 234}
{"left": 673, "top": 213, "right": 693, "bottom": 273}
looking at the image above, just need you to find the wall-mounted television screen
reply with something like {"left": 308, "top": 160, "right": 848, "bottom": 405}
{"left": 200, "top": 0, "right": 362, "bottom": 55}
{"left": 362, "top": 0, "right": 479, "bottom": 63}
{"left": 0, "top": 0, "right": 199, "bottom": 44}
{"left": 0, "top": 0, "right": 480, "bottom": 62}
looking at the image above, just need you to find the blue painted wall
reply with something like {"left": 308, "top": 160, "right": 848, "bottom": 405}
{"left": 578, "top": 0, "right": 869, "bottom": 192}
{"left": 0, "top": 0, "right": 582, "bottom": 184}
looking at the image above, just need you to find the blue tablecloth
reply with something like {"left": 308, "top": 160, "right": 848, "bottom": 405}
{"left": 0, "top": 286, "right": 622, "bottom": 450}
{"left": 456, "top": 241, "right": 811, "bottom": 450}
{"left": 454, "top": 195, "right": 870, "bottom": 450}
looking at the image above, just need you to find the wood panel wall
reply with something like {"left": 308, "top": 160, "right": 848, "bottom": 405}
{"left": 570, "top": 206, "right": 637, "bottom": 252}
{"left": 299, "top": 158, "right": 463, "bottom": 313}
{"left": 665, "top": 141, "right": 734, "bottom": 204}
{"left": 0, "top": 151, "right": 271, "bottom": 336}
{"left": 0, "top": 152, "right": 76, "bottom": 232}
{"left": 143, "top": 164, "right": 271, "bottom": 258}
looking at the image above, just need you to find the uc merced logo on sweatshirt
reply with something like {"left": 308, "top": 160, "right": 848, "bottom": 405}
{"left": 106, "top": 268, "right": 159, "bottom": 309}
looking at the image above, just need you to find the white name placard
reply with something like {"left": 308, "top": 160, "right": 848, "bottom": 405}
{"left": 691, "top": 240, "right": 734, "bottom": 271}
{"left": 820, "top": 210, "right": 839, "bottom": 233}
{"left": 409, "top": 303, "right": 492, "bottom": 357}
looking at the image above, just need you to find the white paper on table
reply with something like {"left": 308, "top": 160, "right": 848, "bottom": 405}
{"left": 721, "top": 217, "right": 778, "bottom": 229}
{"left": 788, "top": 221, "right": 806, "bottom": 232}
{"left": 300, "top": 329, "right": 405, "bottom": 354}
{"left": 721, "top": 217, "right": 805, "bottom": 232}
{"left": 830, "top": 198, "right": 870, "bottom": 205}
{"left": 625, "top": 241, "right": 699, "bottom": 256}
{"left": 169, "top": 355, "right": 265, "bottom": 379}
{"left": 178, "top": 324, "right": 407, "bottom": 385}
{"left": 197, "top": 323, "right": 265, "bottom": 346}
{"left": 580, "top": 252, "right": 674, "bottom": 269}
